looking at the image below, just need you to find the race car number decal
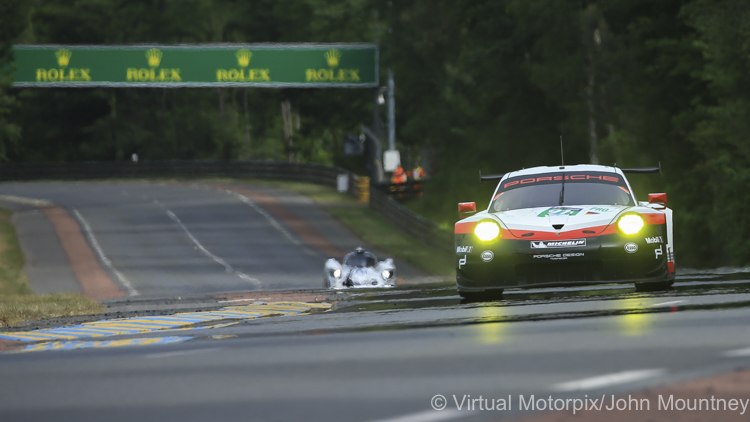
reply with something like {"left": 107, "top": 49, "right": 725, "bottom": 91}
{"left": 538, "top": 207, "right": 583, "bottom": 217}
{"left": 531, "top": 239, "right": 586, "bottom": 249}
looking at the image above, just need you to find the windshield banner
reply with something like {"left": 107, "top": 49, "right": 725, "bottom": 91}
{"left": 498, "top": 171, "right": 626, "bottom": 193}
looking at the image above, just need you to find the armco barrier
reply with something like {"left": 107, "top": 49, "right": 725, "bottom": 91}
{"left": 0, "top": 160, "right": 364, "bottom": 198}
{"left": 0, "top": 160, "right": 451, "bottom": 251}
{"left": 369, "top": 186, "right": 452, "bottom": 251}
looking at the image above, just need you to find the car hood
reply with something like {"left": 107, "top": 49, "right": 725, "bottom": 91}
{"left": 493, "top": 205, "right": 627, "bottom": 237}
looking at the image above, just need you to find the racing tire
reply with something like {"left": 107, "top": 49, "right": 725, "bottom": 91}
{"left": 634, "top": 281, "right": 673, "bottom": 292}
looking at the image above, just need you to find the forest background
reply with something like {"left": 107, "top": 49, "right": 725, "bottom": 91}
{"left": 0, "top": 0, "right": 748, "bottom": 268}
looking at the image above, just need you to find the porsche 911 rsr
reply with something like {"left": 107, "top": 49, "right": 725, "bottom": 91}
{"left": 455, "top": 164, "right": 674, "bottom": 299}
{"left": 324, "top": 247, "right": 396, "bottom": 289}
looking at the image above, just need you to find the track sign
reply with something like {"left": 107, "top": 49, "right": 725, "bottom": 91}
{"left": 383, "top": 150, "right": 401, "bottom": 172}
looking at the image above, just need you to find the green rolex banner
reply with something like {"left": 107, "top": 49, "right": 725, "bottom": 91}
{"left": 12, "top": 44, "right": 378, "bottom": 88}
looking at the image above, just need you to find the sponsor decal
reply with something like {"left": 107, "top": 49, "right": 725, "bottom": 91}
{"left": 502, "top": 173, "right": 621, "bottom": 190}
{"left": 645, "top": 236, "right": 664, "bottom": 244}
{"left": 624, "top": 243, "right": 638, "bottom": 253}
{"left": 531, "top": 239, "right": 586, "bottom": 249}
{"left": 533, "top": 253, "right": 584, "bottom": 261}
{"left": 655, "top": 245, "right": 663, "bottom": 259}
{"left": 537, "top": 207, "right": 583, "bottom": 217}
{"left": 458, "top": 255, "right": 467, "bottom": 269}
{"left": 456, "top": 246, "right": 473, "bottom": 253}
{"left": 481, "top": 251, "right": 494, "bottom": 262}
{"left": 590, "top": 207, "right": 613, "bottom": 213}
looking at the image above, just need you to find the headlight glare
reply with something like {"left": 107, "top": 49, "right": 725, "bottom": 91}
{"left": 474, "top": 221, "right": 501, "bottom": 241}
{"left": 381, "top": 270, "right": 392, "bottom": 279}
{"left": 617, "top": 214, "right": 645, "bottom": 235}
{"left": 332, "top": 268, "right": 342, "bottom": 279}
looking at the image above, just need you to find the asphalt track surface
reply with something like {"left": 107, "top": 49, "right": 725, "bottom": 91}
{"left": 2, "top": 181, "right": 750, "bottom": 422}
{"left": 0, "top": 181, "right": 430, "bottom": 297}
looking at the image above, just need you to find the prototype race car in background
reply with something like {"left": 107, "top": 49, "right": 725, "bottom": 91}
{"left": 324, "top": 247, "right": 396, "bottom": 289}
{"left": 455, "top": 164, "right": 674, "bottom": 299}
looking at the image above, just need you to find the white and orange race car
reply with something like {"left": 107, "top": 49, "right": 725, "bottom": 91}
{"left": 455, "top": 164, "right": 674, "bottom": 299}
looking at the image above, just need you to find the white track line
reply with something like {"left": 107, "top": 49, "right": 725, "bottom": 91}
{"left": 229, "top": 191, "right": 316, "bottom": 256}
{"left": 74, "top": 209, "right": 139, "bottom": 296}
{"left": 723, "top": 347, "right": 750, "bottom": 357}
{"left": 553, "top": 369, "right": 666, "bottom": 392}
{"left": 651, "top": 300, "right": 686, "bottom": 307}
{"left": 0, "top": 195, "right": 51, "bottom": 206}
{"left": 366, "top": 410, "right": 466, "bottom": 422}
{"left": 160, "top": 204, "right": 261, "bottom": 289}
{"left": 165, "top": 209, "right": 233, "bottom": 273}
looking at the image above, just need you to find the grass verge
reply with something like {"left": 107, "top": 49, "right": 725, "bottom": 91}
{"left": 0, "top": 208, "right": 102, "bottom": 328}
{"left": 229, "top": 180, "right": 454, "bottom": 277}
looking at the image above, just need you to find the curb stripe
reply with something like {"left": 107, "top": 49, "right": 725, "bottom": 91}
{"left": 0, "top": 302, "right": 331, "bottom": 344}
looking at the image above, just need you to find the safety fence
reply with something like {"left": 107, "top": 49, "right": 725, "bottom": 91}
{"left": 0, "top": 160, "right": 451, "bottom": 251}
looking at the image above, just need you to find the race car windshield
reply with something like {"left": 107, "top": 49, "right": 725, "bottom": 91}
{"left": 491, "top": 182, "right": 634, "bottom": 212}
{"left": 344, "top": 254, "right": 377, "bottom": 267}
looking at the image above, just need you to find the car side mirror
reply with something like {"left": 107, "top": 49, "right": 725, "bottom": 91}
{"left": 458, "top": 202, "right": 476, "bottom": 219}
{"left": 648, "top": 193, "right": 667, "bottom": 210}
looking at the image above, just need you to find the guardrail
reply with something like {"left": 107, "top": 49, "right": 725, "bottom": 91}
{"left": 0, "top": 160, "right": 451, "bottom": 252}
{"left": 0, "top": 160, "right": 365, "bottom": 197}
{"left": 369, "top": 186, "right": 452, "bottom": 251}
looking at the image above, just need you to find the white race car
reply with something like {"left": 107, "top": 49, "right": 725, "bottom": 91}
{"left": 324, "top": 248, "right": 396, "bottom": 289}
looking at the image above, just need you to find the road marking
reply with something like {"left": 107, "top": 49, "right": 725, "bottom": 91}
{"left": 367, "top": 410, "right": 467, "bottom": 422}
{"left": 159, "top": 203, "right": 262, "bottom": 289}
{"left": 165, "top": 209, "right": 233, "bottom": 272}
{"left": 0, "top": 195, "right": 51, "bottom": 206}
{"left": 73, "top": 209, "right": 139, "bottom": 296}
{"left": 11, "top": 337, "right": 192, "bottom": 353}
{"left": 230, "top": 192, "right": 317, "bottom": 256}
{"left": 651, "top": 300, "right": 686, "bottom": 307}
{"left": 553, "top": 369, "right": 666, "bottom": 391}
{"left": 145, "top": 348, "right": 218, "bottom": 359}
{"left": 723, "top": 347, "right": 750, "bottom": 357}
{"left": 0, "top": 302, "right": 330, "bottom": 343}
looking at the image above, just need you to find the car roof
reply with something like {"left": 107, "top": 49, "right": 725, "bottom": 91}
{"left": 503, "top": 164, "right": 625, "bottom": 179}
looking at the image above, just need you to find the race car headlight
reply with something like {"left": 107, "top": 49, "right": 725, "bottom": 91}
{"left": 474, "top": 221, "right": 500, "bottom": 241}
{"left": 617, "top": 214, "right": 645, "bottom": 235}
{"left": 381, "top": 269, "right": 392, "bottom": 279}
{"left": 332, "top": 269, "right": 342, "bottom": 279}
